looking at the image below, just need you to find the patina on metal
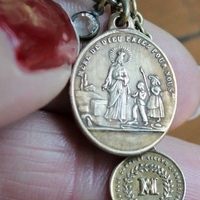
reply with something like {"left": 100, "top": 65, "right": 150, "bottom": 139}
{"left": 70, "top": 14, "right": 177, "bottom": 156}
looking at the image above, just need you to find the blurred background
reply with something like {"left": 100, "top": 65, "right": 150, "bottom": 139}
{"left": 137, "top": 0, "right": 200, "bottom": 144}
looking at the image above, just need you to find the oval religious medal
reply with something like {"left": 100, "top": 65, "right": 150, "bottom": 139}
{"left": 110, "top": 150, "right": 185, "bottom": 200}
{"left": 70, "top": 14, "right": 177, "bottom": 156}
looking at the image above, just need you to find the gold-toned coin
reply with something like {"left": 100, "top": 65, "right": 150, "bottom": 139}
{"left": 70, "top": 15, "right": 177, "bottom": 156}
{"left": 110, "top": 150, "right": 185, "bottom": 200}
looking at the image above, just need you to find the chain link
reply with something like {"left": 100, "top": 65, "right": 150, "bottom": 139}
{"left": 107, "top": 0, "right": 121, "bottom": 7}
{"left": 116, "top": 0, "right": 130, "bottom": 27}
{"left": 92, "top": 0, "right": 153, "bottom": 39}
{"left": 96, "top": 0, "right": 107, "bottom": 12}
{"left": 130, "top": 0, "right": 137, "bottom": 18}
{"left": 134, "top": 12, "right": 153, "bottom": 40}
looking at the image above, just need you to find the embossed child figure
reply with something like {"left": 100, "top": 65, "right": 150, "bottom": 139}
{"left": 128, "top": 81, "right": 148, "bottom": 126}
{"left": 147, "top": 75, "right": 165, "bottom": 123}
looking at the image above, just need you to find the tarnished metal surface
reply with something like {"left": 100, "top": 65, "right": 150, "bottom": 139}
{"left": 70, "top": 17, "right": 177, "bottom": 155}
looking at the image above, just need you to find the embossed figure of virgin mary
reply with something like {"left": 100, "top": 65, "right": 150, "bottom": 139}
{"left": 102, "top": 48, "right": 131, "bottom": 122}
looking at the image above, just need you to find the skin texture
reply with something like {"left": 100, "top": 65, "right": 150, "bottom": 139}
{"left": 0, "top": 112, "right": 199, "bottom": 200}
{"left": 0, "top": 0, "right": 199, "bottom": 199}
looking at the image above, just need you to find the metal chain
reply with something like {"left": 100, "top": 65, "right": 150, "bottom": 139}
{"left": 92, "top": 0, "right": 107, "bottom": 16}
{"left": 97, "top": 0, "right": 107, "bottom": 12}
{"left": 116, "top": 0, "right": 130, "bottom": 27}
{"left": 92, "top": 0, "right": 153, "bottom": 39}
{"left": 130, "top": 0, "right": 137, "bottom": 18}
{"left": 134, "top": 12, "right": 153, "bottom": 40}
{"left": 107, "top": 0, "right": 122, "bottom": 7}
{"left": 129, "top": 0, "right": 153, "bottom": 39}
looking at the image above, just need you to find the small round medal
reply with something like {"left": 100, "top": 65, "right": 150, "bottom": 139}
{"left": 70, "top": 16, "right": 177, "bottom": 156}
{"left": 110, "top": 151, "right": 185, "bottom": 200}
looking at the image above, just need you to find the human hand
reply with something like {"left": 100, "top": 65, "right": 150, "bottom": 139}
{"left": 0, "top": 0, "right": 199, "bottom": 200}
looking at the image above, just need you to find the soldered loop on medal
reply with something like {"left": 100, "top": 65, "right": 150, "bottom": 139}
{"left": 108, "top": 0, "right": 138, "bottom": 27}
{"left": 88, "top": 0, "right": 152, "bottom": 40}
{"left": 108, "top": 12, "right": 135, "bottom": 30}
{"left": 108, "top": 0, "right": 152, "bottom": 40}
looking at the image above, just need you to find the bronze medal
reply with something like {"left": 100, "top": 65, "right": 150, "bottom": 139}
{"left": 70, "top": 14, "right": 177, "bottom": 156}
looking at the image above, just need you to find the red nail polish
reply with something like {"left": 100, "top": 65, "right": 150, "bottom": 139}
{"left": 0, "top": 0, "right": 78, "bottom": 71}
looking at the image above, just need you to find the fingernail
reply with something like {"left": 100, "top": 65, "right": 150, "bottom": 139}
{"left": 0, "top": 0, "right": 78, "bottom": 71}
{"left": 189, "top": 104, "right": 200, "bottom": 120}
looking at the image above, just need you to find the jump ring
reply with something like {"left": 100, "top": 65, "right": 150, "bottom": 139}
{"left": 107, "top": 0, "right": 119, "bottom": 7}
{"left": 130, "top": 0, "right": 137, "bottom": 18}
{"left": 135, "top": 12, "right": 144, "bottom": 25}
{"left": 97, "top": 0, "right": 107, "bottom": 12}
{"left": 135, "top": 20, "right": 144, "bottom": 32}
{"left": 116, "top": 0, "right": 130, "bottom": 27}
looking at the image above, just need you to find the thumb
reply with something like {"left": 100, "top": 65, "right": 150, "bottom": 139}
{"left": 0, "top": 0, "right": 79, "bottom": 127}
